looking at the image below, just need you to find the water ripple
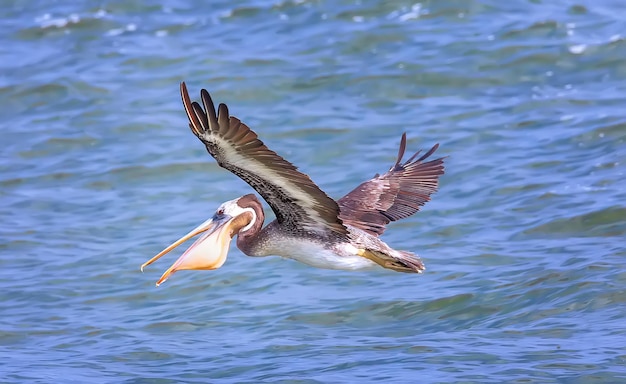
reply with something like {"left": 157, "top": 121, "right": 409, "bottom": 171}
{"left": 2, "top": 0, "right": 626, "bottom": 382}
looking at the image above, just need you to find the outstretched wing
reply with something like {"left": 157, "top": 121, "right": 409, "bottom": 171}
{"left": 337, "top": 133, "right": 445, "bottom": 236}
{"left": 180, "top": 83, "right": 347, "bottom": 238}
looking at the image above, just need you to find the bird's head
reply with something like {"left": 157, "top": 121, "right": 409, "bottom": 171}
{"left": 141, "top": 194, "right": 259, "bottom": 286}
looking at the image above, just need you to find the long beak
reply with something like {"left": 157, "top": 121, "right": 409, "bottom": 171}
{"left": 140, "top": 215, "right": 235, "bottom": 286}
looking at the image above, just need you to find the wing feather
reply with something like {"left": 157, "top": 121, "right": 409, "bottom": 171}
{"left": 337, "top": 133, "right": 445, "bottom": 236}
{"left": 180, "top": 82, "right": 347, "bottom": 238}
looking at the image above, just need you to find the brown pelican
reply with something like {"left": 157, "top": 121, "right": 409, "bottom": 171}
{"left": 141, "top": 82, "right": 445, "bottom": 286}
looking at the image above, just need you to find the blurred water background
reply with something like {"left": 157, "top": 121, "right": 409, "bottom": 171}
{"left": 2, "top": 0, "right": 626, "bottom": 382}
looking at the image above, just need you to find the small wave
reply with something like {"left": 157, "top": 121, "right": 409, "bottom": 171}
{"left": 522, "top": 206, "right": 626, "bottom": 238}
{"left": 34, "top": 9, "right": 107, "bottom": 30}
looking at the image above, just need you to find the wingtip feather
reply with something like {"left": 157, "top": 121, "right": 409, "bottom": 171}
{"left": 394, "top": 133, "right": 407, "bottom": 169}
{"left": 200, "top": 89, "right": 218, "bottom": 131}
{"left": 181, "top": 82, "right": 202, "bottom": 135}
{"left": 217, "top": 103, "right": 230, "bottom": 132}
{"left": 416, "top": 143, "right": 440, "bottom": 163}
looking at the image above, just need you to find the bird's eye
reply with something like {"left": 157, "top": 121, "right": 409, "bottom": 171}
{"left": 217, "top": 209, "right": 224, "bottom": 215}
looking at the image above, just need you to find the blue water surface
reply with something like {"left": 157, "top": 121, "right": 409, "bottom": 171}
{"left": 1, "top": 0, "right": 625, "bottom": 382}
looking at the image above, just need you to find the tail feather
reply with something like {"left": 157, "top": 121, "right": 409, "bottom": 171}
{"left": 360, "top": 249, "right": 425, "bottom": 273}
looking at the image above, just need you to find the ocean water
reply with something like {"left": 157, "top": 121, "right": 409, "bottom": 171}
{"left": 2, "top": 0, "right": 626, "bottom": 382}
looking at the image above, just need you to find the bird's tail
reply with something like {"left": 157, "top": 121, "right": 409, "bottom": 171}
{"left": 359, "top": 249, "right": 425, "bottom": 273}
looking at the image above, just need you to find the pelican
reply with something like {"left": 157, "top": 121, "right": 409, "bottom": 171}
{"left": 141, "top": 83, "right": 445, "bottom": 286}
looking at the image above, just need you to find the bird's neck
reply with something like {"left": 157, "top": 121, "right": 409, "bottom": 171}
{"left": 235, "top": 206, "right": 267, "bottom": 256}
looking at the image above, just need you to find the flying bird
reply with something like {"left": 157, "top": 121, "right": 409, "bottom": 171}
{"left": 141, "top": 83, "right": 445, "bottom": 286}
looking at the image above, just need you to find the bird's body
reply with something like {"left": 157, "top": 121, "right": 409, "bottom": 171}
{"left": 234, "top": 201, "right": 426, "bottom": 272}
{"left": 141, "top": 83, "right": 445, "bottom": 286}
{"left": 247, "top": 227, "right": 375, "bottom": 271}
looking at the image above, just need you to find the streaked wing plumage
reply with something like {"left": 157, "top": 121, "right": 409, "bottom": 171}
{"left": 180, "top": 82, "right": 347, "bottom": 237}
{"left": 337, "top": 133, "right": 444, "bottom": 236}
